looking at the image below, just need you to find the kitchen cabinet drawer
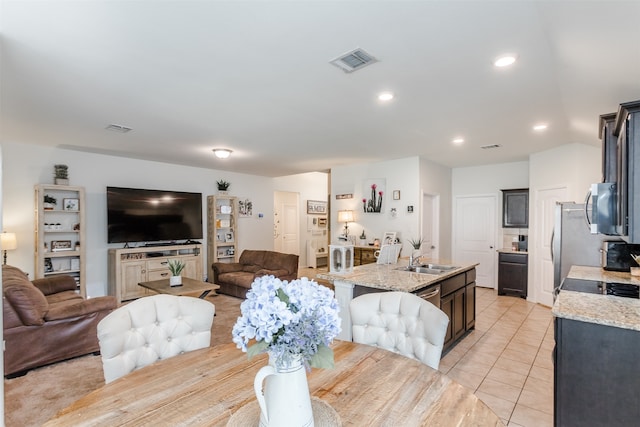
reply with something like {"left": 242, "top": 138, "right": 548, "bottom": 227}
{"left": 499, "top": 253, "right": 527, "bottom": 264}
{"left": 441, "top": 273, "right": 466, "bottom": 297}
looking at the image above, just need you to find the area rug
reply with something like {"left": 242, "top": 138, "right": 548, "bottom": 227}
{"left": 4, "top": 293, "right": 242, "bottom": 427}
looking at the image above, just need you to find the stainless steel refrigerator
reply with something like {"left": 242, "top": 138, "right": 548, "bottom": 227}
{"left": 552, "top": 202, "right": 610, "bottom": 289}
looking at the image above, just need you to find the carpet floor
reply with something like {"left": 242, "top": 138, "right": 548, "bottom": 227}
{"left": 4, "top": 293, "right": 242, "bottom": 427}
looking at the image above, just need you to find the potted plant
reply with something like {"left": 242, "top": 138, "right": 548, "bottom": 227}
{"left": 217, "top": 180, "right": 230, "bottom": 194}
{"left": 44, "top": 195, "right": 57, "bottom": 210}
{"left": 167, "top": 259, "right": 186, "bottom": 286}
{"left": 54, "top": 164, "right": 69, "bottom": 185}
{"left": 408, "top": 237, "right": 424, "bottom": 250}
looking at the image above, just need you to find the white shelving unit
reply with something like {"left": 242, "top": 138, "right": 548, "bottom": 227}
{"left": 34, "top": 184, "right": 86, "bottom": 296}
{"left": 207, "top": 195, "right": 238, "bottom": 282}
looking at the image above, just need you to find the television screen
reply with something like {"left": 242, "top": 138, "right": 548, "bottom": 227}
{"left": 107, "top": 186, "right": 203, "bottom": 244}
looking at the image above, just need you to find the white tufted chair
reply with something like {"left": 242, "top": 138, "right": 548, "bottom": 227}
{"left": 97, "top": 294, "right": 215, "bottom": 383}
{"left": 350, "top": 291, "right": 449, "bottom": 370}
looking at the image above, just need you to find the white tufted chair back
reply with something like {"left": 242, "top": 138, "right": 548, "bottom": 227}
{"left": 97, "top": 294, "right": 215, "bottom": 383}
{"left": 350, "top": 291, "right": 449, "bottom": 370}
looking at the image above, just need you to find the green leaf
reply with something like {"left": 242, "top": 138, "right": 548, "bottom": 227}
{"left": 247, "top": 341, "right": 269, "bottom": 359}
{"left": 309, "top": 345, "right": 334, "bottom": 369}
{"left": 276, "top": 288, "right": 289, "bottom": 305}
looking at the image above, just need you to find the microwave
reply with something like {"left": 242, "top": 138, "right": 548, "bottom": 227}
{"left": 602, "top": 240, "right": 640, "bottom": 271}
{"left": 590, "top": 182, "right": 618, "bottom": 235}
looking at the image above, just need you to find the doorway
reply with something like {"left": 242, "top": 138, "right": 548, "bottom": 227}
{"left": 454, "top": 195, "right": 497, "bottom": 288}
{"left": 421, "top": 192, "right": 439, "bottom": 259}
{"left": 273, "top": 191, "right": 300, "bottom": 255}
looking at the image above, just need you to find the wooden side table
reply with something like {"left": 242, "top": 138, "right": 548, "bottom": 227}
{"left": 354, "top": 246, "right": 377, "bottom": 265}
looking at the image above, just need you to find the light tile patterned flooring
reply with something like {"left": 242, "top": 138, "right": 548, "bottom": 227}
{"left": 301, "top": 267, "right": 554, "bottom": 427}
{"left": 439, "top": 287, "right": 554, "bottom": 427}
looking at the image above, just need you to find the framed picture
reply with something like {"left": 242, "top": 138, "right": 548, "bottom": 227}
{"left": 363, "top": 178, "right": 386, "bottom": 213}
{"left": 239, "top": 198, "right": 253, "bottom": 217}
{"left": 382, "top": 232, "right": 396, "bottom": 246}
{"left": 393, "top": 190, "right": 401, "bottom": 200}
{"left": 225, "top": 231, "right": 235, "bottom": 243}
{"left": 51, "top": 240, "right": 72, "bottom": 252}
{"left": 307, "top": 200, "right": 327, "bottom": 215}
{"left": 63, "top": 198, "right": 79, "bottom": 211}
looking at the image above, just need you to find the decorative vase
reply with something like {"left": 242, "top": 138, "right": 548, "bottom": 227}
{"left": 169, "top": 275, "right": 182, "bottom": 287}
{"left": 254, "top": 354, "right": 314, "bottom": 427}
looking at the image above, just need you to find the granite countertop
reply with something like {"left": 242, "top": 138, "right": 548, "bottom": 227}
{"left": 552, "top": 265, "right": 640, "bottom": 332}
{"left": 317, "top": 259, "right": 478, "bottom": 293}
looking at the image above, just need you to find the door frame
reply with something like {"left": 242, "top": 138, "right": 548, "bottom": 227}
{"left": 421, "top": 191, "right": 440, "bottom": 260}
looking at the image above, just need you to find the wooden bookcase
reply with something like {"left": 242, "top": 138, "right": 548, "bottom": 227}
{"left": 207, "top": 195, "right": 238, "bottom": 282}
{"left": 34, "top": 184, "right": 86, "bottom": 296}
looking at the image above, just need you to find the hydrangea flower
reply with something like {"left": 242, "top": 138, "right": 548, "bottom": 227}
{"left": 232, "top": 276, "right": 341, "bottom": 369}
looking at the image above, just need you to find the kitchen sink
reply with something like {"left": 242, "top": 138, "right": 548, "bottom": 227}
{"left": 395, "top": 264, "right": 460, "bottom": 274}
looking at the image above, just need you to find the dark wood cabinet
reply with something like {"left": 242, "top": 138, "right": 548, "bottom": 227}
{"left": 502, "top": 189, "right": 529, "bottom": 228}
{"left": 555, "top": 317, "right": 640, "bottom": 426}
{"left": 442, "top": 268, "right": 476, "bottom": 351}
{"left": 498, "top": 252, "right": 528, "bottom": 298}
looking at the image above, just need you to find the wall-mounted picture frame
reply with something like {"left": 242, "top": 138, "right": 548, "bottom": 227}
{"left": 239, "top": 198, "right": 253, "bottom": 217}
{"left": 393, "top": 190, "right": 400, "bottom": 200}
{"left": 307, "top": 200, "right": 327, "bottom": 215}
{"left": 63, "top": 198, "right": 79, "bottom": 211}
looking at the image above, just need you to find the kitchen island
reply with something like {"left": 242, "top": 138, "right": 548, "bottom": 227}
{"left": 318, "top": 260, "right": 478, "bottom": 351}
{"left": 552, "top": 265, "right": 640, "bottom": 427}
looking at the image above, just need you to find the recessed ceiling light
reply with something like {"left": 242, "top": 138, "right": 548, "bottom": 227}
{"left": 494, "top": 55, "right": 517, "bottom": 67}
{"left": 533, "top": 123, "right": 548, "bottom": 131}
{"left": 378, "top": 92, "right": 394, "bottom": 101}
{"left": 105, "top": 124, "right": 132, "bottom": 133}
{"left": 452, "top": 137, "right": 465, "bottom": 145}
{"left": 212, "top": 148, "right": 232, "bottom": 159}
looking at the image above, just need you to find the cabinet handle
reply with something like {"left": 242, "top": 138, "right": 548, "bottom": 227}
{"left": 161, "top": 261, "right": 168, "bottom": 266}
{"left": 161, "top": 272, "right": 169, "bottom": 277}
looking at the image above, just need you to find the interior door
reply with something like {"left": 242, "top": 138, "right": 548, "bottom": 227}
{"left": 421, "top": 192, "right": 439, "bottom": 259}
{"left": 273, "top": 191, "right": 300, "bottom": 255}
{"left": 534, "top": 186, "right": 568, "bottom": 306}
{"left": 454, "top": 195, "right": 497, "bottom": 288}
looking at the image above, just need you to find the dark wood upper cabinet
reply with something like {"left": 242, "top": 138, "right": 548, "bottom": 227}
{"left": 502, "top": 189, "right": 529, "bottom": 228}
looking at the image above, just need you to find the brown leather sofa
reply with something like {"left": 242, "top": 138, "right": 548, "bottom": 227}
{"left": 212, "top": 250, "right": 299, "bottom": 298}
{"left": 2, "top": 265, "right": 117, "bottom": 377}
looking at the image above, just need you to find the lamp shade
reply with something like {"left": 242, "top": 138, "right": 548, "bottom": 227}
{"left": 1, "top": 232, "right": 17, "bottom": 250}
{"left": 338, "top": 210, "right": 354, "bottom": 223}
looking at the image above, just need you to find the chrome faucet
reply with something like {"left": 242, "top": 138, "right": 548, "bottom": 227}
{"left": 409, "top": 254, "right": 422, "bottom": 266}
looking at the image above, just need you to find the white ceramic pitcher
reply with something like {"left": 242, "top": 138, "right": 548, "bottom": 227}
{"left": 254, "top": 355, "right": 314, "bottom": 427}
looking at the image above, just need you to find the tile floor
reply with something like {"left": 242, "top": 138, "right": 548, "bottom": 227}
{"left": 301, "top": 267, "right": 555, "bottom": 427}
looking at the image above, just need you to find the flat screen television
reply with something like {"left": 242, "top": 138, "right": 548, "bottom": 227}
{"left": 107, "top": 186, "right": 203, "bottom": 244}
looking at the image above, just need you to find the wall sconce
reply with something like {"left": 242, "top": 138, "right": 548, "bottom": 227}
{"left": 1, "top": 232, "right": 18, "bottom": 265}
{"left": 212, "top": 148, "right": 233, "bottom": 159}
{"left": 337, "top": 210, "right": 354, "bottom": 237}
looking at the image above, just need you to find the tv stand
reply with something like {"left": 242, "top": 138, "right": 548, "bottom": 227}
{"left": 108, "top": 243, "right": 203, "bottom": 303}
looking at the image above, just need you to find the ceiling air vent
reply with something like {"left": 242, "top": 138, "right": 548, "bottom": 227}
{"left": 481, "top": 144, "right": 502, "bottom": 150}
{"left": 329, "top": 48, "right": 378, "bottom": 73}
{"left": 105, "top": 124, "right": 132, "bottom": 133}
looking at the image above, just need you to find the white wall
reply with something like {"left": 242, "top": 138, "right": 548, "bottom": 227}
{"left": 273, "top": 171, "right": 329, "bottom": 267}
{"left": 1, "top": 141, "right": 280, "bottom": 296}
{"left": 331, "top": 156, "right": 452, "bottom": 259}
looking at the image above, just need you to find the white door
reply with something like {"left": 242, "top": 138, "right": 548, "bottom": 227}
{"left": 421, "top": 192, "right": 439, "bottom": 259}
{"left": 274, "top": 191, "right": 300, "bottom": 255}
{"left": 454, "top": 195, "right": 497, "bottom": 288}
{"left": 533, "top": 186, "right": 568, "bottom": 306}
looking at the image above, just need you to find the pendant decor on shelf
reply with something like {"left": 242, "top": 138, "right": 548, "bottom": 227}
{"left": 362, "top": 178, "right": 385, "bottom": 213}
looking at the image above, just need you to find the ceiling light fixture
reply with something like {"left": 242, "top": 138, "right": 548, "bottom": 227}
{"left": 494, "top": 54, "right": 517, "bottom": 68}
{"left": 212, "top": 148, "right": 232, "bottom": 159}
{"left": 533, "top": 123, "right": 548, "bottom": 131}
{"left": 105, "top": 124, "right": 132, "bottom": 133}
{"left": 452, "top": 137, "right": 465, "bottom": 144}
{"left": 378, "top": 92, "right": 394, "bottom": 101}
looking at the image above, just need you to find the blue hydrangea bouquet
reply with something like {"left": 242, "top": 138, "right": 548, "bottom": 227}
{"left": 232, "top": 275, "right": 341, "bottom": 369}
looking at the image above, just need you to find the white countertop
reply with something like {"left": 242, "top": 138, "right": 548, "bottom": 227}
{"left": 552, "top": 265, "right": 640, "bottom": 331}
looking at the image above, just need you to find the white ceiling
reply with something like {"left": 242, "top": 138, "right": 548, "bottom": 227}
{"left": 2, "top": 1, "right": 640, "bottom": 177}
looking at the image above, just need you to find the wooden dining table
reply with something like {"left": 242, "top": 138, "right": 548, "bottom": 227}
{"left": 44, "top": 341, "right": 503, "bottom": 426}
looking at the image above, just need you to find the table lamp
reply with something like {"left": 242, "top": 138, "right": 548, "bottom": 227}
{"left": 337, "top": 210, "right": 354, "bottom": 237}
{"left": 1, "top": 232, "right": 17, "bottom": 265}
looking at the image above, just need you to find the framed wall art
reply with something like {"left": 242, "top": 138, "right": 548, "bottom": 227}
{"left": 362, "top": 179, "right": 386, "bottom": 213}
{"left": 307, "top": 200, "right": 327, "bottom": 215}
{"left": 63, "top": 198, "right": 79, "bottom": 211}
